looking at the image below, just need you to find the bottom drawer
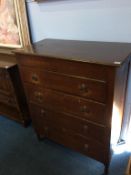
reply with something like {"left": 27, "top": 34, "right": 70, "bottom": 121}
{"left": 46, "top": 127, "right": 108, "bottom": 164}
{"left": 0, "top": 93, "right": 17, "bottom": 108}
{"left": 29, "top": 103, "right": 110, "bottom": 164}
{"left": 0, "top": 102, "right": 22, "bottom": 122}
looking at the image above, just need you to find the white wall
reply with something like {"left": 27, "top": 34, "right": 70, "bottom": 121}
{"left": 26, "top": 0, "right": 131, "bottom": 43}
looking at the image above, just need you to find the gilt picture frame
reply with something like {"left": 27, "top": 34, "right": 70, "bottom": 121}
{"left": 0, "top": 0, "right": 31, "bottom": 52}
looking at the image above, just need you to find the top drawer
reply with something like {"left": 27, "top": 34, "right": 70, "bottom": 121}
{"left": 20, "top": 67, "right": 107, "bottom": 103}
{"left": 17, "top": 54, "right": 109, "bottom": 81}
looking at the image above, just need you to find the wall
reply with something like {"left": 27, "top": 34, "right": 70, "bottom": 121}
{"left": 26, "top": 0, "right": 131, "bottom": 43}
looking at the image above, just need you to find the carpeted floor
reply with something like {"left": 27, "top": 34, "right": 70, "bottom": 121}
{"left": 0, "top": 115, "right": 130, "bottom": 175}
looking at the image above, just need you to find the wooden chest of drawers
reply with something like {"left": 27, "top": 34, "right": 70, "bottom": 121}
{"left": 16, "top": 39, "right": 131, "bottom": 174}
{"left": 0, "top": 52, "right": 30, "bottom": 126}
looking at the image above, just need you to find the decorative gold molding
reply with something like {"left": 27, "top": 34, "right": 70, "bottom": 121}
{"left": 15, "top": 0, "right": 31, "bottom": 47}
{"left": 0, "top": 0, "right": 31, "bottom": 53}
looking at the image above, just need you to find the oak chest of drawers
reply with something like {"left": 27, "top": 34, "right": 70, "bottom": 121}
{"left": 0, "top": 52, "right": 30, "bottom": 125}
{"left": 16, "top": 39, "right": 131, "bottom": 174}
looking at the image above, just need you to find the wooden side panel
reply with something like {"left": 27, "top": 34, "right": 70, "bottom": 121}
{"left": 8, "top": 66, "right": 30, "bottom": 125}
{"left": 112, "top": 60, "right": 130, "bottom": 144}
{"left": 0, "top": 53, "right": 30, "bottom": 126}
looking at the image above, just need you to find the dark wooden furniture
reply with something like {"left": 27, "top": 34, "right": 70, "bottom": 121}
{"left": 126, "top": 156, "right": 131, "bottom": 175}
{"left": 0, "top": 52, "right": 30, "bottom": 126}
{"left": 15, "top": 39, "right": 131, "bottom": 174}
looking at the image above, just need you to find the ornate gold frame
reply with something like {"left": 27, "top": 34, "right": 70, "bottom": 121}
{"left": 0, "top": 0, "right": 31, "bottom": 53}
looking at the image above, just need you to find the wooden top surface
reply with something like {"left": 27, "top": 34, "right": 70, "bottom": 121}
{"left": 16, "top": 39, "right": 131, "bottom": 66}
{"left": 0, "top": 52, "right": 16, "bottom": 69}
{"left": 0, "top": 60, "right": 16, "bottom": 69}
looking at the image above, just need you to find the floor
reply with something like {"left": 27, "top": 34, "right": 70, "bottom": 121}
{"left": 0, "top": 115, "right": 131, "bottom": 175}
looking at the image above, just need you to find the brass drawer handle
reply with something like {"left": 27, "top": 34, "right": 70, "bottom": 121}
{"left": 79, "top": 83, "right": 88, "bottom": 92}
{"left": 83, "top": 125, "right": 88, "bottom": 131}
{"left": 84, "top": 144, "right": 89, "bottom": 150}
{"left": 31, "top": 73, "right": 39, "bottom": 82}
{"left": 62, "top": 128, "right": 66, "bottom": 133}
{"left": 34, "top": 92, "right": 43, "bottom": 102}
{"left": 80, "top": 105, "right": 88, "bottom": 113}
{"left": 41, "top": 109, "right": 45, "bottom": 116}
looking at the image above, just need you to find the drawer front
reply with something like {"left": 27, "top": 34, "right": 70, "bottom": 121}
{"left": 0, "top": 93, "right": 17, "bottom": 108}
{"left": 20, "top": 67, "right": 107, "bottom": 103}
{"left": 0, "top": 69, "right": 11, "bottom": 93}
{"left": 46, "top": 127, "right": 107, "bottom": 164}
{"left": 30, "top": 103, "right": 107, "bottom": 143}
{"left": 0, "top": 102, "right": 21, "bottom": 122}
{"left": 29, "top": 102, "right": 107, "bottom": 164}
{"left": 18, "top": 55, "right": 108, "bottom": 81}
{"left": 26, "top": 84, "right": 106, "bottom": 125}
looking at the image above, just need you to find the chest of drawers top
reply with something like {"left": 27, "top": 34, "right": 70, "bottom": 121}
{"left": 0, "top": 52, "right": 16, "bottom": 69}
{"left": 16, "top": 39, "right": 131, "bottom": 66}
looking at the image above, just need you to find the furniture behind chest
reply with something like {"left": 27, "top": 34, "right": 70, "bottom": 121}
{"left": 15, "top": 39, "right": 131, "bottom": 174}
{"left": 0, "top": 52, "right": 30, "bottom": 126}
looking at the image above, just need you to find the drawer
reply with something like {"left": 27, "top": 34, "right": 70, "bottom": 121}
{"left": 30, "top": 103, "right": 107, "bottom": 143}
{"left": 28, "top": 102, "right": 107, "bottom": 164}
{"left": 46, "top": 126, "right": 107, "bottom": 164}
{"left": 0, "top": 102, "right": 21, "bottom": 122}
{"left": 0, "top": 69, "right": 11, "bottom": 93}
{"left": 0, "top": 93, "right": 17, "bottom": 108}
{"left": 20, "top": 67, "right": 107, "bottom": 103}
{"left": 18, "top": 54, "right": 109, "bottom": 81}
{"left": 26, "top": 84, "right": 106, "bottom": 125}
